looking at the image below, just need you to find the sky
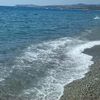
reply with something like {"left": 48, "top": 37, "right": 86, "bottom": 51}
{"left": 0, "top": 0, "right": 100, "bottom": 6}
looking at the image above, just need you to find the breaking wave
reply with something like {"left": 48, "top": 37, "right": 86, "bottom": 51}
{"left": 1, "top": 37, "right": 100, "bottom": 100}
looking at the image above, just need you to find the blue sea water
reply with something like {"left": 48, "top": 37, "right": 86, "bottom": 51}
{"left": 0, "top": 6, "right": 100, "bottom": 100}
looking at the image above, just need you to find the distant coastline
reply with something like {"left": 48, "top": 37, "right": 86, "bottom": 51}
{"left": 15, "top": 4, "right": 100, "bottom": 10}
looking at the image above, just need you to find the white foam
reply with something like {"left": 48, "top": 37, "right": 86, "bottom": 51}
{"left": 68, "top": 41, "right": 100, "bottom": 77}
{"left": 12, "top": 38, "right": 100, "bottom": 100}
{"left": 0, "top": 64, "right": 12, "bottom": 82}
{"left": 94, "top": 16, "right": 100, "bottom": 20}
{"left": 0, "top": 78, "right": 5, "bottom": 82}
{"left": 57, "top": 41, "right": 100, "bottom": 100}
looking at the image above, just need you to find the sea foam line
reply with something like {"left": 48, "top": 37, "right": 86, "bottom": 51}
{"left": 59, "top": 40, "right": 100, "bottom": 100}
{"left": 19, "top": 39, "right": 100, "bottom": 100}
{"left": 2, "top": 38, "right": 100, "bottom": 100}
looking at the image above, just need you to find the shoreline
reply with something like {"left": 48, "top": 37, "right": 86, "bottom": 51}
{"left": 60, "top": 45, "right": 100, "bottom": 100}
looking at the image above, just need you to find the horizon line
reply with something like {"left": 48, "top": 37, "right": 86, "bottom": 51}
{"left": 0, "top": 3, "right": 100, "bottom": 7}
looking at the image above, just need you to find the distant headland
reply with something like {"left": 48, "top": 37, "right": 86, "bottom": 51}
{"left": 15, "top": 4, "right": 100, "bottom": 10}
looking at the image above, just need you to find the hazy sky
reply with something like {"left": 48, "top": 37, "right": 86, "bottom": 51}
{"left": 0, "top": 0, "right": 100, "bottom": 6}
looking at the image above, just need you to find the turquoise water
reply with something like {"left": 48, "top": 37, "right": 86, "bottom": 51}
{"left": 0, "top": 6, "right": 100, "bottom": 100}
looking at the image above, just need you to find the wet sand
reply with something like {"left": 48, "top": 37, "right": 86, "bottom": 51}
{"left": 60, "top": 45, "right": 100, "bottom": 100}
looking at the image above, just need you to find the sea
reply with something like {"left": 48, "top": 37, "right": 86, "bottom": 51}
{"left": 0, "top": 6, "right": 100, "bottom": 100}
